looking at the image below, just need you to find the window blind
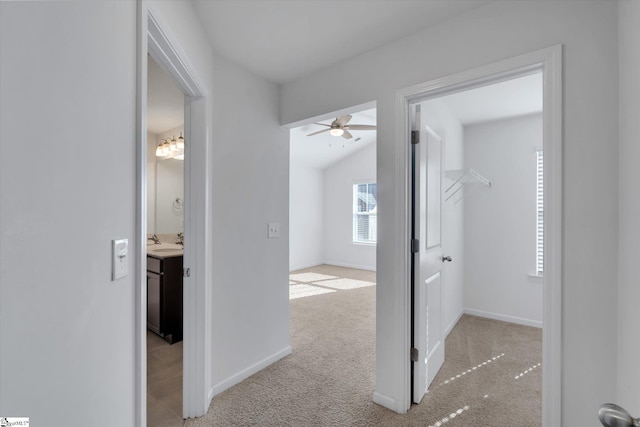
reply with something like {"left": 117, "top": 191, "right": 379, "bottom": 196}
{"left": 536, "top": 150, "right": 544, "bottom": 275}
{"left": 353, "top": 183, "right": 377, "bottom": 244}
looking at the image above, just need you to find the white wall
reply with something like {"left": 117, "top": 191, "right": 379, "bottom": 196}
{"left": 280, "top": 1, "right": 619, "bottom": 424}
{"left": 0, "top": 2, "right": 137, "bottom": 425}
{"left": 144, "top": 0, "right": 291, "bottom": 404}
{"left": 617, "top": 0, "right": 640, "bottom": 413}
{"left": 463, "top": 114, "right": 543, "bottom": 327}
{"left": 210, "top": 53, "right": 290, "bottom": 394}
{"left": 420, "top": 99, "right": 465, "bottom": 335}
{"left": 0, "top": 1, "right": 291, "bottom": 423}
{"left": 323, "top": 143, "right": 377, "bottom": 271}
{"left": 154, "top": 126, "right": 184, "bottom": 234}
{"left": 289, "top": 162, "right": 324, "bottom": 271}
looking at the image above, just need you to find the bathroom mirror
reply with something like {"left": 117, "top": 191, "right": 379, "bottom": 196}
{"left": 147, "top": 129, "right": 184, "bottom": 234}
{"left": 146, "top": 55, "right": 185, "bottom": 235}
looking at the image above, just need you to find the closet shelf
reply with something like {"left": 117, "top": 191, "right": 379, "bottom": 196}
{"left": 445, "top": 168, "right": 491, "bottom": 203}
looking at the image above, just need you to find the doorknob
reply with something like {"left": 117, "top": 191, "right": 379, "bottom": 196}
{"left": 441, "top": 256, "right": 452, "bottom": 262}
{"left": 599, "top": 404, "right": 640, "bottom": 427}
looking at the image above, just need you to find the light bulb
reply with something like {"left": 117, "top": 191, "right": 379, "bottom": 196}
{"left": 177, "top": 132, "right": 185, "bottom": 149}
{"left": 330, "top": 128, "right": 344, "bottom": 137}
{"left": 170, "top": 136, "right": 178, "bottom": 152}
{"left": 155, "top": 144, "right": 164, "bottom": 157}
{"left": 161, "top": 140, "right": 170, "bottom": 156}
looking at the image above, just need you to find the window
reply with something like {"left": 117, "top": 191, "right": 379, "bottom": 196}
{"left": 536, "top": 150, "right": 544, "bottom": 275}
{"left": 353, "top": 183, "right": 377, "bottom": 244}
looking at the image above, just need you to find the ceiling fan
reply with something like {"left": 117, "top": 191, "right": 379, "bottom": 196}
{"left": 306, "top": 114, "right": 376, "bottom": 140}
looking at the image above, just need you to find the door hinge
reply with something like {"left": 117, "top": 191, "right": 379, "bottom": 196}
{"left": 411, "top": 347, "right": 419, "bottom": 362}
{"left": 183, "top": 268, "right": 191, "bottom": 278}
{"left": 411, "top": 130, "right": 420, "bottom": 145}
{"left": 411, "top": 239, "right": 419, "bottom": 253}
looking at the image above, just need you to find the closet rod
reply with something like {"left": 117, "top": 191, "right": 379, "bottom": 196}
{"left": 445, "top": 168, "right": 491, "bottom": 202}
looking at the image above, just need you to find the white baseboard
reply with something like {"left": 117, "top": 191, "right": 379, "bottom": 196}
{"left": 289, "top": 262, "right": 324, "bottom": 272}
{"left": 373, "top": 391, "right": 396, "bottom": 412}
{"left": 463, "top": 308, "right": 542, "bottom": 328}
{"left": 445, "top": 310, "right": 464, "bottom": 337}
{"left": 210, "top": 346, "right": 293, "bottom": 397}
{"left": 322, "top": 260, "right": 376, "bottom": 272}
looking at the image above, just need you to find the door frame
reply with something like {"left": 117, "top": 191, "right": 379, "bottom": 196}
{"left": 135, "top": 3, "right": 212, "bottom": 425}
{"left": 394, "top": 45, "right": 563, "bottom": 425}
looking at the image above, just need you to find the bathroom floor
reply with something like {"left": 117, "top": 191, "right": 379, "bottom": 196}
{"left": 147, "top": 331, "right": 183, "bottom": 427}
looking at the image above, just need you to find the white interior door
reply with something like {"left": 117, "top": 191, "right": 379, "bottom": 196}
{"left": 412, "top": 105, "right": 445, "bottom": 404}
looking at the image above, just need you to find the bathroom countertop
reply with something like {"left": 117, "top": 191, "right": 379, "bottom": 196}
{"left": 146, "top": 243, "right": 184, "bottom": 259}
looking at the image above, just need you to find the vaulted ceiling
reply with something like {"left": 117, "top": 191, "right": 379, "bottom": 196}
{"left": 150, "top": 0, "right": 541, "bottom": 161}
{"left": 192, "top": 0, "right": 489, "bottom": 84}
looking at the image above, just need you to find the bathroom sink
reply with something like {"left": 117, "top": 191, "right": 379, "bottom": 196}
{"left": 147, "top": 243, "right": 183, "bottom": 255}
{"left": 153, "top": 248, "right": 183, "bottom": 253}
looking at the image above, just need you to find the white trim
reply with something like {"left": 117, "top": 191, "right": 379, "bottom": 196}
{"left": 134, "top": 4, "right": 147, "bottom": 425}
{"left": 393, "top": 45, "right": 563, "bottom": 425}
{"left": 351, "top": 242, "right": 377, "bottom": 248}
{"left": 321, "top": 261, "right": 377, "bottom": 272}
{"left": 283, "top": 100, "right": 377, "bottom": 129}
{"left": 389, "top": 85, "right": 411, "bottom": 415}
{"left": 464, "top": 308, "right": 543, "bottom": 329}
{"left": 373, "top": 391, "right": 397, "bottom": 410}
{"left": 146, "top": 9, "right": 207, "bottom": 97}
{"left": 541, "top": 44, "right": 563, "bottom": 427}
{"left": 289, "top": 261, "right": 376, "bottom": 273}
{"left": 136, "top": 3, "right": 212, "bottom": 424}
{"left": 210, "top": 347, "right": 293, "bottom": 396}
{"left": 424, "top": 123, "right": 442, "bottom": 141}
{"left": 444, "top": 310, "right": 464, "bottom": 338}
{"left": 289, "top": 262, "right": 326, "bottom": 273}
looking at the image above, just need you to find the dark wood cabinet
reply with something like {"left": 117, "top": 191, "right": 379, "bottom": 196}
{"left": 147, "top": 255, "right": 183, "bottom": 344}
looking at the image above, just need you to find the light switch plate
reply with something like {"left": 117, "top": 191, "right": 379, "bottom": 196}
{"left": 268, "top": 223, "right": 280, "bottom": 238}
{"left": 112, "top": 238, "right": 129, "bottom": 280}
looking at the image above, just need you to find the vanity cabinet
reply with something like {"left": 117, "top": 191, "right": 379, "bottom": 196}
{"left": 147, "top": 254, "right": 183, "bottom": 344}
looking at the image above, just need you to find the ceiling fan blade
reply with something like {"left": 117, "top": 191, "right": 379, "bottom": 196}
{"left": 346, "top": 125, "right": 377, "bottom": 130}
{"left": 342, "top": 129, "right": 353, "bottom": 140}
{"left": 336, "top": 115, "right": 352, "bottom": 127}
{"left": 307, "top": 128, "right": 331, "bottom": 137}
{"left": 313, "top": 123, "right": 332, "bottom": 127}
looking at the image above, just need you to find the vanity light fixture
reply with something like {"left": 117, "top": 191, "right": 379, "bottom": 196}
{"left": 155, "top": 134, "right": 185, "bottom": 160}
{"left": 155, "top": 140, "right": 165, "bottom": 157}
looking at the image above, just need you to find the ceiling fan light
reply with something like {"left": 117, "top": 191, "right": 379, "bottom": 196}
{"left": 330, "top": 128, "right": 344, "bottom": 137}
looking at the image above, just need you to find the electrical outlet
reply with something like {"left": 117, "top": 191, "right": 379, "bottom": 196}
{"left": 268, "top": 223, "right": 280, "bottom": 238}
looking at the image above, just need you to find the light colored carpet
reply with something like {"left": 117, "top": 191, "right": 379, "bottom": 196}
{"left": 185, "top": 265, "right": 541, "bottom": 426}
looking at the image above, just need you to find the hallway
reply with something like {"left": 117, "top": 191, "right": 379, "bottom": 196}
{"left": 186, "top": 266, "right": 541, "bottom": 426}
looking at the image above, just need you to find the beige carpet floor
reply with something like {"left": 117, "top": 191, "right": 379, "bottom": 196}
{"left": 185, "top": 265, "right": 542, "bottom": 426}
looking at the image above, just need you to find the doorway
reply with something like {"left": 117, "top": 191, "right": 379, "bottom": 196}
{"left": 136, "top": 5, "right": 212, "bottom": 425}
{"left": 397, "top": 46, "right": 563, "bottom": 425}
{"left": 145, "top": 53, "right": 186, "bottom": 426}
{"left": 288, "top": 102, "right": 378, "bottom": 400}
{"left": 410, "top": 72, "right": 545, "bottom": 424}
{"left": 289, "top": 105, "right": 377, "bottom": 273}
